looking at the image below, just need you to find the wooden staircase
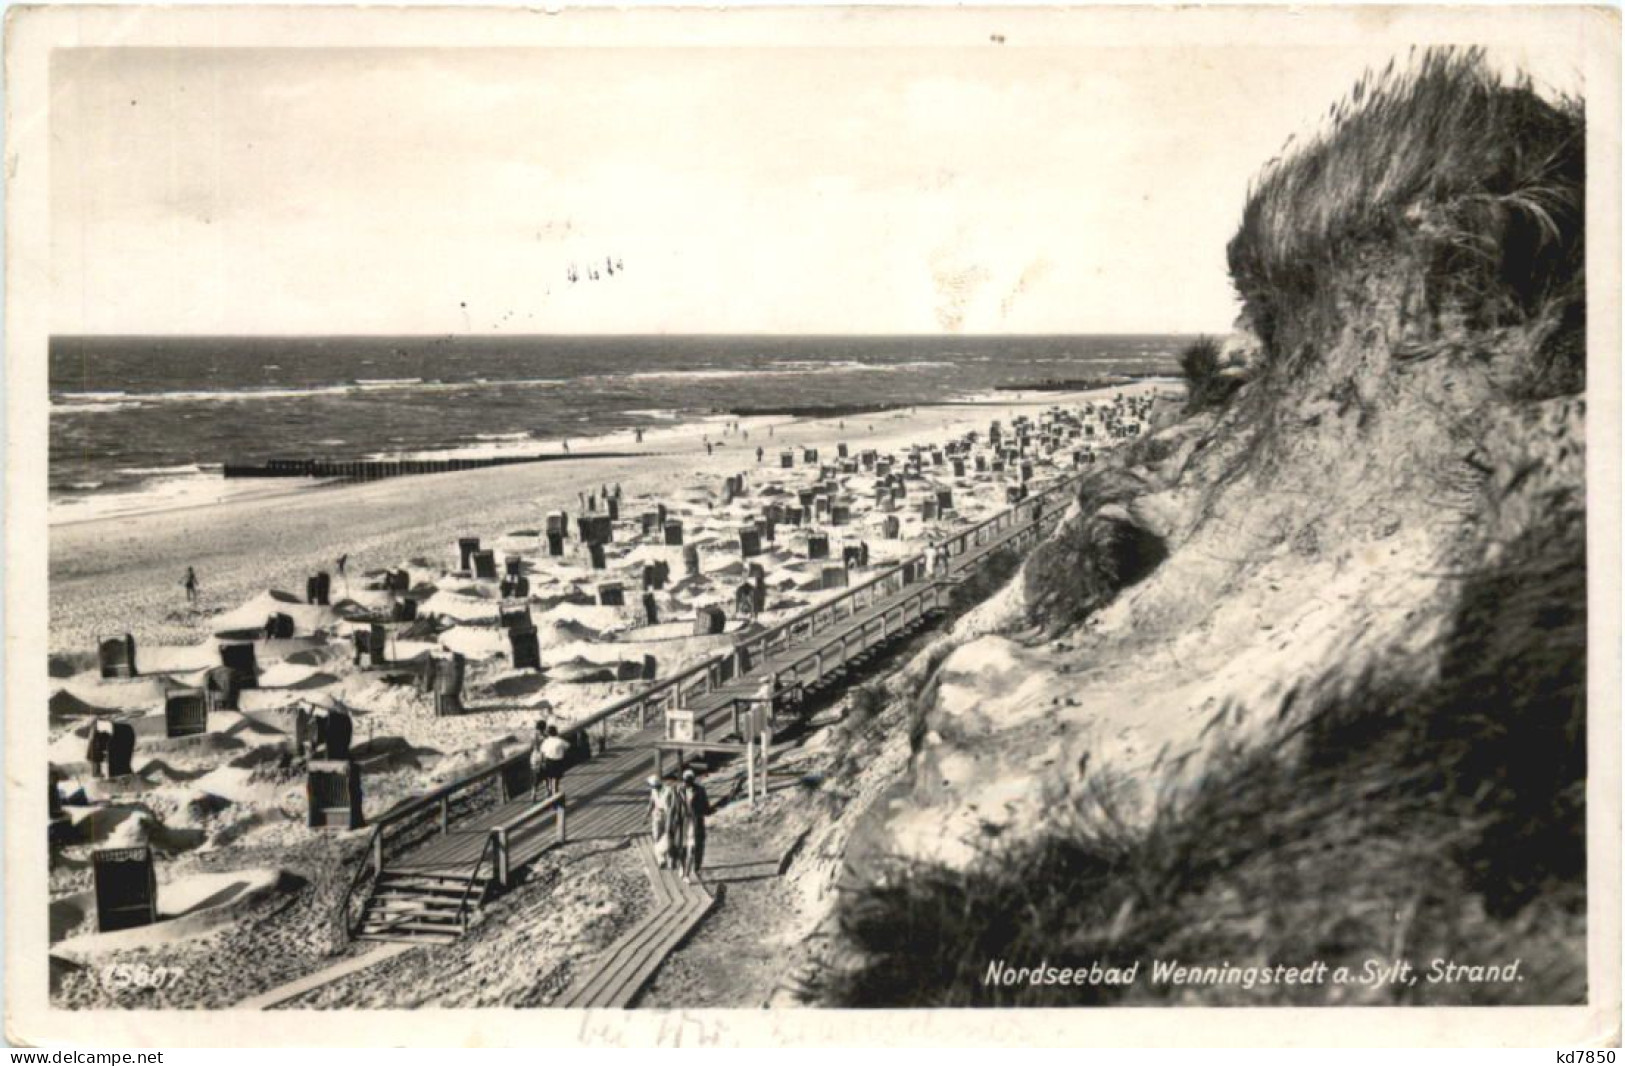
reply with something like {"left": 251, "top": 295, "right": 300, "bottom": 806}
{"left": 355, "top": 869, "right": 489, "bottom": 944}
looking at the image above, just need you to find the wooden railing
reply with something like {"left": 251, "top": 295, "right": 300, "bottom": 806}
{"left": 454, "top": 832, "right": 502, "bottom": 930}
{"left": 564, "top": 469, "right": 1080, "bottom": 746}
{"left": 489, "top": 792, "right": 568, "bottom": 887}
{"left": 338, "top": 750, "right": 529, "bottom": 940}
{"left": 339, "top": 465, "right": 1081, "bottom": 940}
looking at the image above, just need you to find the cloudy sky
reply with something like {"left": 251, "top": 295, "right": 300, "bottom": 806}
{"left": 49, "top": 42, "right": 1580, "bottom": 336}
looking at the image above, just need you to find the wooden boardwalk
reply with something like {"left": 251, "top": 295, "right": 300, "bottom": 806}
{"left": 339, "top": 469, "right": 1078, "bottom": 952}
{"left": 554, "top": 845, "right": 716, "bottom": 1009}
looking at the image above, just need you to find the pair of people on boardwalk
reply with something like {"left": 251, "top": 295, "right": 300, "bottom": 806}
{"left": 532, "top": 722, "right": 571, "bottom": 798}
{"left": 647, "top": 769, "right": 710, "bottom": 885}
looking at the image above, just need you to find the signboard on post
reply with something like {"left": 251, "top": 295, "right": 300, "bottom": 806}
{"left": 666, "top": 708, "right": 698, "bottom": 743}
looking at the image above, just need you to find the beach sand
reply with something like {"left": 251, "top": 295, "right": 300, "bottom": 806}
{"left": 48, "top": 393, "right": 1114, "bottom": 656}
{"left": 44, "top": 387, "right": 1157, "bottom": 1007}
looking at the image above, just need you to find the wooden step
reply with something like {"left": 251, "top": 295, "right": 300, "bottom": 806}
{"left": 366, "top": 897, "right": 467, "bottom": 914}
{"left": 378, "top": 873, "right": 485, "bottom": 889}
{"left": 361, "top": 917, "right": 465, "bottom": 935}
{"left": 357, "top": 933, "right": 459, "bottom": 945}
{"left": 376, "top": 876, "right": 486, "bottom": 895}
{"left": 374, "top": 880, "right": 482, "bottom": 898}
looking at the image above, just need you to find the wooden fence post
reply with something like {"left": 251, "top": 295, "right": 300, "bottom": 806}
{"left": 495, "top": 828, "right": 510, "bottom": 888}
{"left": 746, "top": 743, "right": 756, "bottom": 807}
{"left": 760, "top": 730, "right": 771, "bottom": 801}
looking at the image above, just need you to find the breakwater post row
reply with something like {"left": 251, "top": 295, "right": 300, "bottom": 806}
{"left": 221, "top": 453, "right": 644, "bottom": 483}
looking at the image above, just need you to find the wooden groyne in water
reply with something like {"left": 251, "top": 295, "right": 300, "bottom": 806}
{"left": 221, "top": 453, "right": 645, "bottom": 483}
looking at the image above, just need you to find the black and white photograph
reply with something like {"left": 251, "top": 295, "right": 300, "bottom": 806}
{"left": 4, "top": 3, "right": 1619, "bottom": 1047}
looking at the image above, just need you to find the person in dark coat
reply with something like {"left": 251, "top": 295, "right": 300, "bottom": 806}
{"left": 679, "top": 769, "right": 710, "bottom": 886}
{"left": 85, "top": 719, "right": 113, "bottom": 779}
{"left": 293, "top": 704, "right": 311, "bottom": 760}
{"left": 107, "top": 723, "right": 136, "bottom": 777}
{"left": 309, "top": 706, "right": 330, "bottom": 759}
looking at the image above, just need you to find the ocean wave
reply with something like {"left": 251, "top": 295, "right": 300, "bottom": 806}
{"left": 117, "top": 463, "right": 211, "bottom": 478}
{"left": 617, "top": 359, "right": 956, "bottom": 383}
{"left": 50, "top": 376, "right": 569, "bottom": 412}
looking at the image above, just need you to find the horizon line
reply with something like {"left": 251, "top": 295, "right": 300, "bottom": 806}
{"left": 49, "top": 329, "right": 1225, "bottom": 341}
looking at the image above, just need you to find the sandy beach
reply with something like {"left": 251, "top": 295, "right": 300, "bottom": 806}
{"left": 48, "top": 392, "right": 1117, "bottom": 656}
{"left": 45, "top": 386, "right": 1166, "bottom": 1008}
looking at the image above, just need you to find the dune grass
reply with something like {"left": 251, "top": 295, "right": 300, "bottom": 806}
{"left": 1228, "top": 48, "right": 1584, "bottom": 362}
{"left": 1178, "top": 335, "right": 1240, "bottom": 414}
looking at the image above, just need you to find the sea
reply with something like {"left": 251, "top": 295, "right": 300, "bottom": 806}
{"left": 48, "top": 334, "right": 1187, "bottom": 523}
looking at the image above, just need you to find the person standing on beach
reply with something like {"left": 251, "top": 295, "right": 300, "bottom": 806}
{"left": 183, "top": 567, "right": 199, "bottom": 605}
{"left": 756, "top": 446, "right": 764, "bottom": 464}
{"left": 336, "top": 554, "right": 348, "bottom": 581}
{"left": 680, "top": 769, "right": 710, "bottom": 886}
{"left": 85, "top": 719, "right": 112, "bottom": 779}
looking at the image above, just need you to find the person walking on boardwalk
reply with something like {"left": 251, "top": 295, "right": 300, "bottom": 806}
{"left": 648, "top": 775, "right": 683, "bottom": 869}
{"left": 647, "top": 775, "right": 669, "bottom": 865}
{"left": 538, "top": 724, "right": 570, "bottom": 798}
{"left": 183, "top": 566, "right": 199, "bottom": 606}
{"left": 539, "top": 724, "right": 559, "bottom": 799}
{"left": 680, "top": 769, "right": 711, "bottom": 886}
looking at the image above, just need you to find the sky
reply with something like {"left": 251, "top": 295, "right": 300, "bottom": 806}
{"left": 48, "top": 43, "right": 1583, "bottom": 337}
